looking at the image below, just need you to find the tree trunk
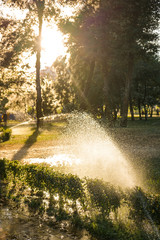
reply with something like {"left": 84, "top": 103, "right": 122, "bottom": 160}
{"left": 138, "top": 99, "right": 142, "bottom": 120}
{"left": 84, "top": 60, "right": 95, "bottom": 98}
{"left": 101, "top": 105, "right": 105, "bottom": 118}
{"left": 120, "top": 55, "right": 134, "bottom": 127}
{"left": 142, "top": 80, "right": 147, "bottom": 121}
{"left": 103, "top": 83, "right": 113, "bottom": 126}
{"left": 150, "top": 106, "right": 153, "bottom": 118}
{"left": 120, "top": 80, "right": 129, "bottom": 127}
{"left": 144, "top": 105, "right": 148, "bottom": 121}
{"left": 129, "top": 94, "right": 135, "bottom": 121}
{"left": 80, "top": 59, "right": 95, "bottom": 110}
{"left": 103, "top": 65, "right": 114, "bottom": 126}
{"left": 35, "top": 0, "right": 44, "bottom": 129}
{"left": 113, "top": 108, "right": 118, "bottom": 121}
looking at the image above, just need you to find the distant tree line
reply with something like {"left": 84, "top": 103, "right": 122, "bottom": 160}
{"left": 0, "top": 0, "right": 160, "bottom": 127}
{"left": 56, "top": 0, "right": 160, "bottom": 127}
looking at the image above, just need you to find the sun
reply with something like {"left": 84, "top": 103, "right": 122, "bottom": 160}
{"left": 41, "top": 24, "right": 66, "bottom": 68}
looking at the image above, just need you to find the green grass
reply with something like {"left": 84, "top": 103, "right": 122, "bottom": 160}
{"left": 127, "top": 117, "right": 160, "bottom": 128}
{"left": 2, "top": 120, "right": 67, "bottom": 145}
{"left": 108, "top": 117, "right": 160, "bottom": 194}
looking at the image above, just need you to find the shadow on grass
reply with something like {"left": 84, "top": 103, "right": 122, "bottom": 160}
{"left": 11, "top": 129, "right": 40, "bottom": 161}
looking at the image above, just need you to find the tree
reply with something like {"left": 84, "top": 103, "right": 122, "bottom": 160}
{"left": 53, "top": 56, "right": 76, "bottom": 112}
{"left": 35, "top": 0, "right": 44, "bottom": 127}
{"left": 132, "top": 55, "right": 160, "bottom": 120}
{"left": 58, "top": 0, "right": 160, "bottom": 126}
{"left": 41, "top": 67, "right": 57, "bottom": 115}
{"left": 0, "top": 65, "right": 35, "bottom": 114}
{"left": 116, "top": 0, "right": 160, "bottom": 126}
{"left": 57, "top": 1, "right": 99, "bottom": 111}
{"left": 1, "top": 0, "right": 59, "bottom": 128}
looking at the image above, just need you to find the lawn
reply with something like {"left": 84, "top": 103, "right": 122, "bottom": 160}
{"left": 108, "top": 117, "right": 160, "bottom": 193}
{"left": 1, "top": 116, "right": 160, "bottom": 193}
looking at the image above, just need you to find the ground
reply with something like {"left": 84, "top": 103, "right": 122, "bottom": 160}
{"left": 0, "top": 120, "right": 66, "bottom": 161}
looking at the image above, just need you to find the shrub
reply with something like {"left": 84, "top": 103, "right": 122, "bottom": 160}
{"left": 0, "top": 158, "right": 7, "bottom": 180}
{"left": 86, "top": 178, "right": 122, "bottom": 217}
{"left": 0, "top": 128, "right": 12, "bottom": 142}
{"left": 1, "top": 159, "right": 160, "bottom": 240}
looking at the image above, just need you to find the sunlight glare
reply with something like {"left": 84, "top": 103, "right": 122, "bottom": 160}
{"left": 41, "top": 24, "right": 66, "bottom": 68}
{"left": 24, "top": 154, "right": 81, "bottom": 166}
{"left": 0, "top": 3, "right": 27, "bottom": 20}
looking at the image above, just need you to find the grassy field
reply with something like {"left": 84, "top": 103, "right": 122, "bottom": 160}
{"left": 0, "top": 116, "right": 160, "bottom": 193}
{"left": 5, "top": 120, "right": 67, "bottom": 144}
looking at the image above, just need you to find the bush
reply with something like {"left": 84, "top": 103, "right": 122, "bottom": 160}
{"left": 86, "top": 178, "right": 122, "bottom": 217}
{"left": 0, "top": 127, "right": 12, "bottom": 142}
{"left": 1, "top": 159, "right": 160, "bottom": 240}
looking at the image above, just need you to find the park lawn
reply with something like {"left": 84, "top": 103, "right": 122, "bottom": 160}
{"left": 1, "top": 117, "right": 160, "bottom": 193}
{"left": 1, "top": 120, "right": 67, "bottom": 146}
{"left": 109, "top": 117, "right": 160, "bottom": 194}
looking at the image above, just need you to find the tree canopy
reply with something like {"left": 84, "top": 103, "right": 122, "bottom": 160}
{"left": 57, "top": 0, "right": 160, "bottom": 125}
{"left": 0, "top": 0, "right": 160, "bottom": 126}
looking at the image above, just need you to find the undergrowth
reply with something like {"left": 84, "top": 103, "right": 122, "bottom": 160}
{"left": 0, "top": 159, "right": 160, "bottom": 240}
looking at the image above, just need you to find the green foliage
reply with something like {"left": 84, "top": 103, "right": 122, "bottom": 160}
{"left": 0, "top": 158, "right": 7, "bottom": 180}
{"left": 53, "top": 57, "right": 76, "bottom": 113}
{"left": 57, "top": 0, "right": 160, "bottom": 125}
{"left": 127, "top": 188, "right": 147, "bottom": 220}
{"left": 132, "top": 56, "right": 160, "bottom": 113}
{"left": 25, "top": 196, "right": 45, "bottom": 214}
{"left": 86, "top": 178, "right": 121, "bottom": 217}
{"left": 0, "top": 127, "right": 12, "bottom": 142}
{"left": 1, "top": 0, "right": 160, "bottom": 126}
{"left": 145, "top": 194, "right": 160, "bottom": 225}
{"left": 1, "top": 159, "right": 160, "bottom": 239}
{"left": 41, "top": 86, "right": 56, "bottom": 115}
{"left": 86, "top": 217, "right": 119, "bottom": 240}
